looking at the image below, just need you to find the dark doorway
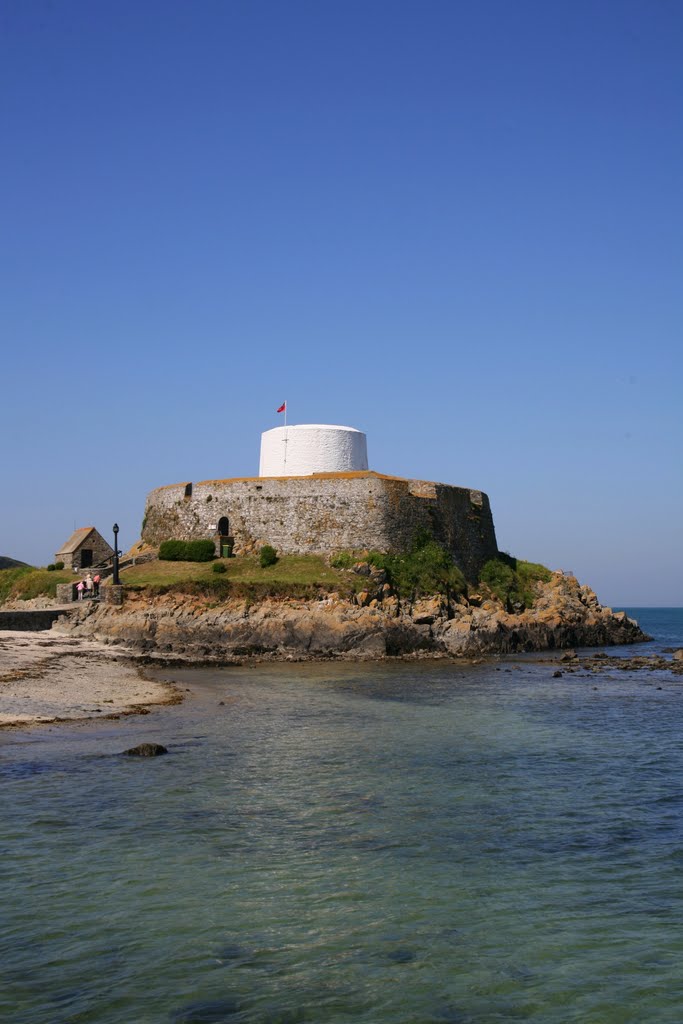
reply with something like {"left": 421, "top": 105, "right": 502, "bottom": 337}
{"left": 217, "top": 517, "right": 233, "bottom": 558}
{"left": 80, "top": 549, "right": 93, "bottom": 568}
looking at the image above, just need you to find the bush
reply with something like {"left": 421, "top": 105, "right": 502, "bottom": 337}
{"left": 212, "top": 562, "right": 227, "bottom": 574}
{"left": 46, "top": 564, "right": 56, "bottom": 572}
{"left": 185, "top": 539, "right": 216, "bottom": 562}
{"left": 365, "top": 550, "right": 390, "bottom": 569}
{"left": 480, "top": 555, "right": 552, "bottom": 610}
{"left": 259, "top": 545, "right": 278, "bottom": 568}
{"left": 388, "top": 537, "right": 466, "bottom": 599}
{"left": 330, "top": 551, "right": 355, "bottom": 569}
{"left": 55, "top": 561, "right": 64, "bottom": 570}
{"left": 159, "top": 540, "right": 186, "bottom": 561}
{"left": 480, "top": 558, "right": 519, "bottom": 608}
{"left": 372, "top": 531, "right": 465, "bottom": 600}
{"left": 159, "top": 539, "right": 215, "bottom": 562}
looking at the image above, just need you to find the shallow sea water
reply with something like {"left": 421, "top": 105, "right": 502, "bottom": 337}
{"left": 2, "top": 609, "right": 683, "bottom": 1024}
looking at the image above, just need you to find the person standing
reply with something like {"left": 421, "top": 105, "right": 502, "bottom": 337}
{"left": 85, "top": 574, "right": 94, "bottom": 598}
{"left": 76, "top": 580, "right": 85, "bottom": 600}
{"left": 93, "top": 573, "right": 101, "bottom": 597}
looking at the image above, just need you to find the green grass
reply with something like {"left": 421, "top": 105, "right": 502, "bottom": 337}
{"left": 119, "top": 554, "right": 361, "bottom": 597}
{"left": 0, "top": 566, "right": 72, "bottom": 604}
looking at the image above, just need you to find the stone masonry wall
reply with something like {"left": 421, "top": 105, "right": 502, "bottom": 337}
{"left": 61, "top": 531, "right": 114, "bottom": 571}
{"left": 142, "top": 472, "right": 498, "bottom": 580}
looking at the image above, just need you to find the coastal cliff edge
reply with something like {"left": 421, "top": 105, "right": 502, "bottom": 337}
{"left": 56, "top": 571, "right": 649, "bottom": 661}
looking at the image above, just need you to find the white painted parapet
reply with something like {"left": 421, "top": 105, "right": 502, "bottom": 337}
{"left": 259, "top": 424, "right": 369, "bottom": 477}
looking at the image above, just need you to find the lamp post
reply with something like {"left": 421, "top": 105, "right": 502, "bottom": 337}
{"left": 112, "top": 523, "right": 120, "bottom": 586}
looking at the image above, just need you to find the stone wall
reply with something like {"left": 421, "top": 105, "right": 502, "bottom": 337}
{"left": 0, "top": 609, "right": 76, "bottom": 631}
{"left": 142, "top": 471, "right": 498, "bottom": 580}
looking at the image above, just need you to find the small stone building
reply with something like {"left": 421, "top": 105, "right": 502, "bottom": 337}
{"left": 55, "top": 527, "right": 114, "bottom": 571}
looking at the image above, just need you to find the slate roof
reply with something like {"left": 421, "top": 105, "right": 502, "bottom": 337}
{"left": 55, "top": 527, "right": 97, "bottom": 555}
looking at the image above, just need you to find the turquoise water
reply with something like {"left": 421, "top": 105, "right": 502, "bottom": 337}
{"left": 2, "top": 609, "right": 683, "bottom": 1024}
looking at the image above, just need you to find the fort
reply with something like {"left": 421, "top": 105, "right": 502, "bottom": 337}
{"left": 141, "top": 423, "right": 499, "bottom": 580}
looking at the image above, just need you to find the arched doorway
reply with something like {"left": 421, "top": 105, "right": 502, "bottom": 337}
{"left": 217, "top": 517, "right": 233, "bottom": 558}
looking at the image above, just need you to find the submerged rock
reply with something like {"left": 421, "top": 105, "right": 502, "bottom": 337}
{"left": 122, "top": 743, "right": 168, "bottom": 757}
{"left": 171, "top": 999, "right": 241, "bottom": 1023}
{"left": 386, "top": 947, "right": 417, "bottom": 963}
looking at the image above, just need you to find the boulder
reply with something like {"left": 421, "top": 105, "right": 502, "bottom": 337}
{"left": 122, "top": 743, "right": 168, "bottom": 757}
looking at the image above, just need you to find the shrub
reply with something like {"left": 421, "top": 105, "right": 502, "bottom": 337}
{"left": 159, "top": 539, "right": 215, "bottom": 562}
{"left": 185, "top": 539, "right": 216, "bottom": 562}
{"left": 55, "top": 561, "right": 64, "bottom": 570}
{"left": 480, "top": 558, "right": 519, "bottom": 608}
{"left": 259, "top": 545, "right": 278, "bottom": 568}
{"left": 159, "top": 540, "right": 186, "bottom": 561}
{"left": 212, "top": 562, "right": 227, "bottom": 574}
{"left": 480, "top": 556, "right": 552, "bottom": 610}
{"left": 383, "top": 531, "right": 466, "bottom": 600}
{"left": 330, "top": 551, "right": 355, "bottom": 569}
{"left": 46, "top": 564, "right": 56, "bottom": 572}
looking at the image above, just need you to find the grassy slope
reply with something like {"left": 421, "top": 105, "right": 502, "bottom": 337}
{"left": 0, "top": 567, "right": 72, "bottom": 604}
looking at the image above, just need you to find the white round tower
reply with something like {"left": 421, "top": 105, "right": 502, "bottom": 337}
{"left": 259, "top": 424, "right": 368, "bottom": 477}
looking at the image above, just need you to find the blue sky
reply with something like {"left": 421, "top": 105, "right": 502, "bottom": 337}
{"left": 1, "top": 0, "right": 681, "bottom": 605}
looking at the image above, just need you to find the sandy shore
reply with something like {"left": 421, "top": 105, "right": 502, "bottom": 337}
{"left": 0, "top": 630, "right": 181, "bottom": 727}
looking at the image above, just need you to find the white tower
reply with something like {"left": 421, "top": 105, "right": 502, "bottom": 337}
{"left": 259, "top": 424, "right": 369, "bottom": 477}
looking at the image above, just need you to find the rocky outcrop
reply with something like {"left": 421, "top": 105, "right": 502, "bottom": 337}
{"left": 56, "top": 572, "right": 650, "bottom": 662}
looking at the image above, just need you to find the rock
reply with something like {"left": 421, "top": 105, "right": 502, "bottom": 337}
{"left": 171, "top": 998, "right": 241, "bottom": 1022}
{"left": 387, "top": 947, "right": 417, "bottom": 963}
{"left": 552, "top": 670, "right": 562, "bottom": 678}
{"left": 122, "top": 743, "right": 168, "bottom": 757}
{"left": 351, "top": 633, "right": 387, "bottom": 658}
{"left": 352, "top": 561, "right": 371, "bottom": 576}
{"left": 673, "top": 650, "right": 683, "bottom": 662}
{"left": 56, "top": 571, "right": 652, "bottom": 663}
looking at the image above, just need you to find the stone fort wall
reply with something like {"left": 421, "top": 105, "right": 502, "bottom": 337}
{"left": 142, "top": 472, "right": 498, "bottom": 581}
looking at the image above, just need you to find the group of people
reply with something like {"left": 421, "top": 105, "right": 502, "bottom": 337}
{"left": 76, "top": 573, "right": 101, "bottom": 600}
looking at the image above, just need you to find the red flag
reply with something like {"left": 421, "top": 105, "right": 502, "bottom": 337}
{"left": 276, "top": 402, "right": 286, "bottom": 413}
